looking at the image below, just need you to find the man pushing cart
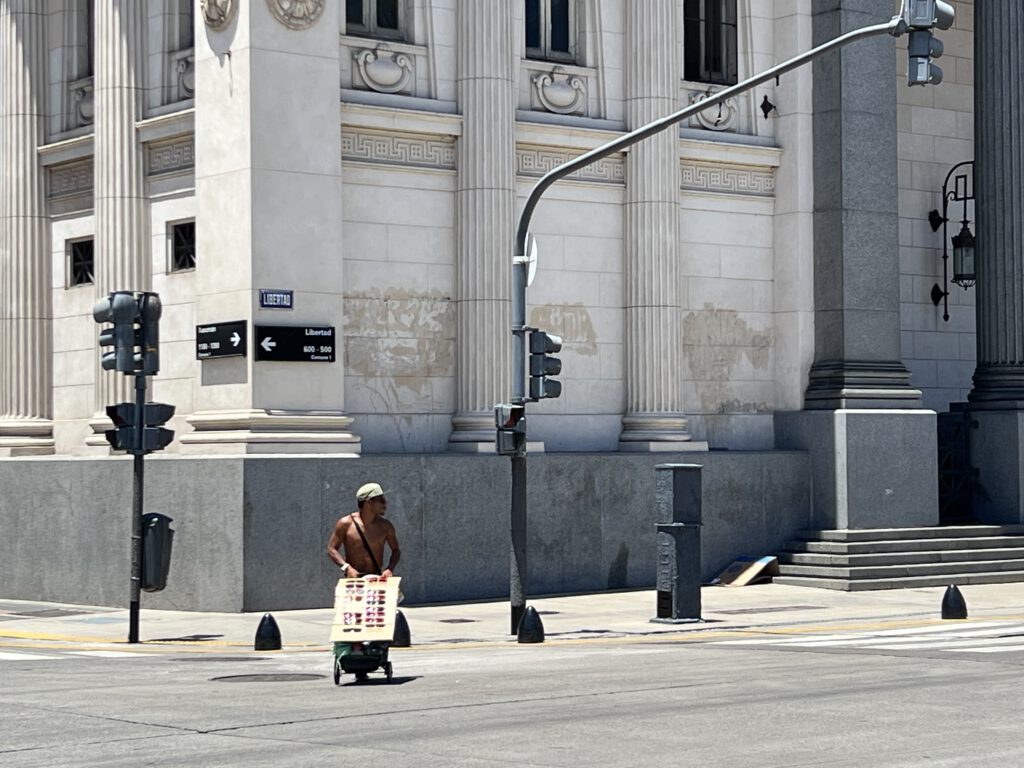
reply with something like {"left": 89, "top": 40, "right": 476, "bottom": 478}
{"left": 326, "top": 482, "right": 403, "bottom": 683}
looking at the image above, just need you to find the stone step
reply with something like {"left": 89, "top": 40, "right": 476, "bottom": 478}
{"left": 781, "top": 535, "right": 1024, "bottom": 555}
{"left": 772, "top": 570, "right": 1024, "bottom": 592}
{"left": 779, "top": 546, "right": 1024, "bottom": 568}
{"left": 777, "top": 558, "right": 1024, "bottom": 580}
{"left": 794, "top": 525, "right": 1024, "bottom": 543}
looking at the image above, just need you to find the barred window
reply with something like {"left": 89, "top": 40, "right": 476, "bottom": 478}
{"left": 68, "top": 238, "right": 94, "bottom": 287}
{"left": 684, "top": 0, "right": 738, "bottom": 85}
{"left": 525, "top": 0, "right": 575, "bottom": 63}
{"left": 346, "top": 0, "right": 402, "bottom": 40}
{"left": 170, "top": 221, "right": 196, "bottom": 272}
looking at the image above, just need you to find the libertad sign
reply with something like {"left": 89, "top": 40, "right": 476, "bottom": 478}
{"left": 254, "top": 325, "right": 335, "bottom": 363}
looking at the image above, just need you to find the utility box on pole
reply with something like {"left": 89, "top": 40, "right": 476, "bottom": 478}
{"left": 652, "top": 464, "right": 703, "bottom": 624}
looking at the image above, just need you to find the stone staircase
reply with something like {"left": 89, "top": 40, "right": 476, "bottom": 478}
{"left": 773, "top": 525, "right": 1024, "bottom": 591}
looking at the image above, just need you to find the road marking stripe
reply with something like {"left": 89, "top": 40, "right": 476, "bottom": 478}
{"left": 67, "top": 650, "right": 146, "bottom": 658}
{"left": 0, "top": 651, "right": 62, "bottom": 660}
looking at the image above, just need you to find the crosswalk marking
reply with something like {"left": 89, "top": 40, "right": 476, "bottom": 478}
{"left": 714, "top": 620, "right": 1024, "bottom": 655}
{"left": 67, "top": 650, "right": 146, "bottom": 658}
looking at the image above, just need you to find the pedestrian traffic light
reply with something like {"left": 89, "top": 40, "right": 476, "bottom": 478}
{"left": 904, "top": 0, "right": 954, "bottom": 86}
{"left": 93, "top": 291, "right": 139, "bottom": 373}
{"left": 105, "top": 402, "right": 176, "bottom": 453}
{"left": 495, "top": 403, "right": 526, "bottom": 455}
{"left": 528, "top": 330, "right": 562, "bottom": 400}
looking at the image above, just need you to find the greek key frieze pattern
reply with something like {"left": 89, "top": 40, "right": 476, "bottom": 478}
{"left": 147, "top": 138, "right": 195, "bottom": 176}
{"left": 517, "top": 147, "right": 624, "bottom": 185}
{"left": 681, "top": 161, "right": 775, "bottom": 197}
{"left": 48, "top": 161, "right": 93, "bottom": 198}
{"left": 341, "top": 130, "right": 456, "bottom": 170}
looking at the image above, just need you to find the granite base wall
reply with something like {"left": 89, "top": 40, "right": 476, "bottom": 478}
{"left": 0, "top": 451, "right": 811, "bottom": 612}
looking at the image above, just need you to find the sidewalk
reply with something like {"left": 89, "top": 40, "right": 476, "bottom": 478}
{"left": 3, "top": 581, "right": 1024, "bottom": 651}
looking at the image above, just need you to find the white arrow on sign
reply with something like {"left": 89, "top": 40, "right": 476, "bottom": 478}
{"left": 230, "top": 332, "right": 241, "bottom": 347}
{"left": 261, "top": 337, "right": 276, "bottom": 353}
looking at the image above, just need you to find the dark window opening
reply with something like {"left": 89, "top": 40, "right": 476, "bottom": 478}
{"left": 684, "top": 0, "right": 738, "bottom": 85}
{"left": 171, "top": 222, "right": 196, "bottom": 272}
{"left": 526, "top": 0, "right": 574, "bottom": 63}
{"left": 346, "top": 0, "right": 402, "bottom": 39}
{"left": 69, "top": 239, "right": 94, "bottom": 286}
{"left": 376, "top": 0, "right": 399, "bottom": 31}
{"left": 347, "top": 0, "right": 363, "bottom": 26}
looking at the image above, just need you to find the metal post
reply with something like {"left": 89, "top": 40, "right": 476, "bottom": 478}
{"left": 128, "top": 371, "right": 145, "bottom": 644}
{"left": 651, "top": 464, "right": 703, "bottom": 623}
{"left": 506, "top": 8, "right": 909, "bottom": 632}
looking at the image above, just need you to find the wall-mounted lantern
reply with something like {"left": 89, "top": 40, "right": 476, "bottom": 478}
{"left": 928, "top": 160, "right": 976, "bottom": 322}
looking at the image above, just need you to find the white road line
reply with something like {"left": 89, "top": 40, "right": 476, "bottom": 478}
{"left": 954, "top": 643, "right": 1024, "bottom": 654}
{"left": 68, "top": 650, "right": 146, "bottom": 658}
{"left": 0, "top": 651, "right": 61, "bottom": 660}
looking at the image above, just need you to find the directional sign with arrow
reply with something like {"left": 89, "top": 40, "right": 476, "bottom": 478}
{"left": 254, "top": 325, "right": 335, "bottom": 363}
{"left": 196, "top": 321, "right": 247, "bottom": 360}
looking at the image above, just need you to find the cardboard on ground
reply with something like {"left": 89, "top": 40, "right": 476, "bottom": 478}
{"left": 714, "top": 556, "right": 780, "bottom": 587}
{"left": 330, "top": 576, "right": 402, "bottom": 643}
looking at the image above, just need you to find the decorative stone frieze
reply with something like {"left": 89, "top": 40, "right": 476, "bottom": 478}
{"left": 341, "top": 129, "right": 455, "bottom": 170}
{"left": 531, "top": 69, "right": 586, "bottom": 115}
{"left": 266, "top": 0, "right": 325, "bottom": 30}
{"left": 49, "top": 161, "right": 94, "bottom": 198}
{"left": 147, "top": 138, "right": 195, "bottom": 176}
{"left": 516, "top": 146, "right": 623, "bottom": 185}
{"left": 353, "top": 47, "right": 414, "bottom": 95}
{"left": 686, "top": 87, "right": 739, "bottom": 132}
{"left": 680, "top": 161, "right": 774, "bottom": 197}
{"left": 201, "top": 0, "right": 238, "bottom": 31}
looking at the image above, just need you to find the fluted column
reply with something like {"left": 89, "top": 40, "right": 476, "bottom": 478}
{"left": 619, "top": 0, "right": 691, "bottom": 450}
{"left": 89, "top": 0, "right": 148, "bottom": 440}
{"left": 0, "top": 0, "right": 54, "bottom": 455}
{"left": 449, "top": 1, "right": 515, "bottom": 449}
{"left": 968, "top": 0, "right": 1024, "bottom": 407}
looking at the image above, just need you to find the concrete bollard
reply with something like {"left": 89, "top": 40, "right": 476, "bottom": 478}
{"left": 254, "top": 613, "right": 282, "bottom": 650}
{"left": 941, "top": 584, "right": 968, "bottom": 620}
{"left": 392, "top": 610, "right": 411, "bottom": 647}
{"left": 516, "top": 605, "right": 545, "bottom": 643}
{"left": 651, "top": 463, "right": 703, "bottom": 624}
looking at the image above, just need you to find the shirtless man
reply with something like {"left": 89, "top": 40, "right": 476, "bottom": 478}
{"left": 327, "top": 482, "right": 401, "bottom": 578}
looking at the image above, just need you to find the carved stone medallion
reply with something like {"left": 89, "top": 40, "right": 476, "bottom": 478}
{"left": 266, "top": 0, "right": 325, "bottom": 30}
{"left": 201, "top": 0, "right": 238, "bottom": 31}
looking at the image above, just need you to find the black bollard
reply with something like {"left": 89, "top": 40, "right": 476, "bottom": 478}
{"left": 516, "top": 605, "right": 545, "bottom": 644}
{"left": 941, "top": 584, "right": 968, "bottom": 620}
{"left": 392, "top": 610, "right": 411, "bottom": 647}
{"left": 254, "top": 613, "right": 282, "bottom": 650}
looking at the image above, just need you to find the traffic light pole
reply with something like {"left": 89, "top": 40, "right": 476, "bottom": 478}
{"left": 507, "top": 10, "right": 911, "bottom": 632}
{"left": 128, "top": 371, "right": 146, "bottom": 644}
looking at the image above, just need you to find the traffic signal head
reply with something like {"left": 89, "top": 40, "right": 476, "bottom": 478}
{"left": 104, "top": 401, "right": 176, "bottom": 453}
{"left": 137, "top": 292, "right": 163, "bottom": 375}
{"left": 93, "top": 292, "right": 139, "bottom": 373}
{"left": 495, "top": 402, "right": 527, "bottom": 455}
{"left": 528, "top": 330, "right": 562, "bottom": 400}
{"left": 904, "top": 0, "right": 954, "bottom": 86}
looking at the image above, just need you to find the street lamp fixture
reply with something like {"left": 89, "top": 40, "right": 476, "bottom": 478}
{"left": 929, "top": 160, "right": 976, "bottom": 322}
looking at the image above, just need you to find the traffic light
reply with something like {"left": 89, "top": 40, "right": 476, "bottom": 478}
{"left": 105, "top": 402, "right": 176, "bottom": 454}
{"left": 905, "top": 0, "right": 954, "bottom": 86}
{"left": 93, "top": 291, "right": 139, "bottom": 373}
{"left": 495, "top": 403, "right": 526, "bottom": 456}
{"left": 136, "top": 292, "right": 162, "bottom": 375}
{"left": 93, "top": 291, "right": 163, "bottom": 375}
{"left": 528, "top": 330, "right": 562, "bottom": 400}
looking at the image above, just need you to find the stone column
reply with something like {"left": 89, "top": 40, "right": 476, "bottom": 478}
{"left": 0, "top": 0, "right": 54, "bottom": 455}
{"left": 966, "top": 0, "right": 1024, "bottom": 521}
{"left": 774, "top": 0, "right": 936, "bottom": 529}
{"left": 87, "top": 0, "right": 148, "bottom": 445}
{"left": 181, "top": 0, "right": 359, "bottom": 454}
{"left": 448, "top": 0, "right": 515, "bottom": 450}
{"left": 618, "top": 0, "right": 693, "bottom": 451}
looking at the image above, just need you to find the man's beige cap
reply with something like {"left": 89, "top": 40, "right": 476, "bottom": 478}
{"left": 356, "top": 482, "right": 385, "bottom": 501}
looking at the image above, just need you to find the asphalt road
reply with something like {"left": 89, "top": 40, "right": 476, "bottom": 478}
{"left": 3, "top": 632, "right": 1023, "bottom": 767}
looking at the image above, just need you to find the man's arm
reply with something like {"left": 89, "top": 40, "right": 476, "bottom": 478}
{"left": 382, "top": 520, "right": 401, "bottom": 578}
{"left": 327, "top": 516, "right": 356, "bottom": 577}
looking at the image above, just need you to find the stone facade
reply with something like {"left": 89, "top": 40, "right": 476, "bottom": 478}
{"left": 1, "top": 2, "right": 1012, "bottom": 530}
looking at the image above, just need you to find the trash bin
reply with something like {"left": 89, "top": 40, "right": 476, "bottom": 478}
{"left": 141, "top": 513, "right": 174, "bottom": 592}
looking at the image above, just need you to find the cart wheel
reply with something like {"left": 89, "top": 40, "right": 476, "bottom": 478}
{"left": 384, "top": 662, "right": 393, "bottom": 684}
{"left": 333, "top": 659, "right": 341, "bottom": 686}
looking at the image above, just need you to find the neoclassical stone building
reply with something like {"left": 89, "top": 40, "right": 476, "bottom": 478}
{"left": 4, "top": 1, "right": 1024, "bottom": 610}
